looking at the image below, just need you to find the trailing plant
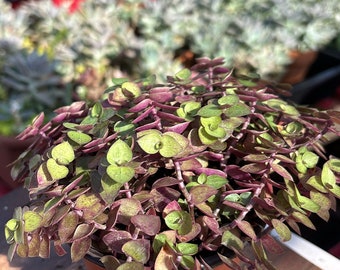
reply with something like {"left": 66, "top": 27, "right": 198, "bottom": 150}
{"left": 5, "top": 58, "right": 340, "bottom": 269}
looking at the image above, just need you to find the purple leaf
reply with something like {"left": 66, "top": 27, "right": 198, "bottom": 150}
{"left": 131, "top": 215, "right": 161, "bottom": 236}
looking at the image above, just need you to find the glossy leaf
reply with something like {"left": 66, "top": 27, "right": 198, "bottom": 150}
{"left": 137, "top": 129, "right": 162, "bottom": 154}
{"left": 177, "top": 243, "right": 198, "bottom": 255}
{"left": 164, "top": 210, "right": 192, "bottom": 235}
{"left": 46, "top": 159, "right": 69, "bottom": 181}
{"left": 67, "top": 131, "right": 92, "bottom": 145}
{"left": 175, "top": 68, "right": 191, "bottom": 80}
{"left": 159, "top": 134, "right": 183, "bottom": 158}
{"left": 106, "top": 165, "right": 135, "bottom": 184}
{"left": 51, "top": 141, "right": 75, "bottom": 165}
{"left": 122, "top": 81, "right": 141, "bottom": 98}
{"left": 107, "top": 139, "right": 133, "bottom": 165}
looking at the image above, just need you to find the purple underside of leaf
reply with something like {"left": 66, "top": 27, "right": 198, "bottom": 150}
{"left": 132, "top": 106, "right": 154, "bottom": 124}
{"left": 135, "top": 120, "right": 160, "bottom": 132}
{"left": 194, "top": 168, "right": 227, "bottom": 178}
{"left": 164, "top": 121, "right": 191, "bottom": 133}
{"left": 156, "top": 111, "right": 186, "bottom": 122}
{"left": 129, "top": 98, "right": 151, "bottom": 113}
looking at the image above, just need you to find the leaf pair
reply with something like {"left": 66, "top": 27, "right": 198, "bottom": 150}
{"left": 106, "top": 140, "right": 135, "bottom": 184}
{"left": 137, "top": 129, "right": 188, "bottom": 158}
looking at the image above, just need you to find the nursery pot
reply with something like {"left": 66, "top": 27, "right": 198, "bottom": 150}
{"left": 83, "top": 253, "right": 232, "bottom": 270}
{"left": 280, "top": 50, "right": 318, "bottom": 85}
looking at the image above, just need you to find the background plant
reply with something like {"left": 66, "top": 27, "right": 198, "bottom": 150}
{"left": 2, "top": 0, "right": 340, "bottom": 99}
{"left": 5, "top": 58, "right": 340, "bottom": 269}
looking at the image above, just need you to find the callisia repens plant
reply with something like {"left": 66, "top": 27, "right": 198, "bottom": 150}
{"left": 5, "top": 58, "right": 340, "bottom": 269}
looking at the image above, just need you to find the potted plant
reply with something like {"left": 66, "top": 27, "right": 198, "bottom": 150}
{"left": 4, "top": 57, "right": 340, "bottom": 269}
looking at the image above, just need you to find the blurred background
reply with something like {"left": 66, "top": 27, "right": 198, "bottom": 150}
{"left": 0, "top": 0, "right": 340, "bottom": 259}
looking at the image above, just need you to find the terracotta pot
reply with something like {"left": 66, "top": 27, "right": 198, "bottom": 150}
{"left": 280, "top": 50, "right": 318, "bottom": 85}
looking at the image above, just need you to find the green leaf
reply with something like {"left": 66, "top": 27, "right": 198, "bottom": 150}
{"left": 100, "top": 256, "right": 120, "bottom": 270}
{"left": 159, "top": 134, "right": 183, "bottom": 158}
{"left": 164, "top": 210, "right": 192, "bottom": 235}
{"left": 272, "top": 219, "right": 291, "bottom": 241}
{"left": 197, "top": 104, "right": 222, "bottom": 117}
{"left": 221, "top": 230, "right": 244, "bottom": 250}
{"left": 205, "top": 175, "right": 228, "bottom": 189}
{"left": 327, "top": 184, "right": 340, "bottom": 199}
{"left": 298, "top": 196, "right": 321, "bottom": 213}
{"left": 91, "top": 102, "right": 103, "bottom": 118}
{"left": 280, "top": 104, "right": 300, "bottom": 116}
{"left": 114, "top": 121, "right": 135, "bottom": 136}
{"left": 291, "top": 212, "right": 316, "bottom": 230}
{"left": 218, "top": 94, "right": 239, "bottom": 106}
{"left": 175, "top": 68, "right": 191, "bottom": 80}
{"left": 306, "top": 175, "right": 328, "bottom": 193}
{"left": 180, "top": 255, "right": 195, "bottom": 269}
{"left": 200, "top": 116, "right": 221, "bottom": 129}
{"left": 67, "top": 131, "right": 92, "bottom": 145}
{"left": 46, "top": 159, "right": 69, "bottom": 181}
{"left": 302, "top": 151, "right": 319, "bottom": 169}
{"left": 329, "top": 158, "right": 340, "bottom": 173}
{"left": 177, "top": 243, "right": 198, "bottom": 255}
{"left": 224, "top": 103, "right": 251, "bottom": 117}
{"left": 122, "top": 239, "right": 150, "bottom": 264}
{"left": 137, "top": 129, "right": 162, "bottom": 154}
{"left": 5, "top": 219, "right": 19, "bottom": 231}
{"left": 122, "top": 82, "right": 141, "bottom": 98}
{"left": 117, "top": 262, "right": 144, "bottom": 270}
{"left": 107, "top": 139, "right": 133, "bottom": 165}
{"left": 51, "top": 141, "right": 75, "bottom": 165}
{"left": 106, "top": 165, "right": 135, "bottom": 184}
{"left": 152, "top": 234, "right": 167, "bottom": 254}
{"left": 177, "top": 101, "right": 201, "bottom": 121}
{"left": 321, "top": 162, "right": 336, "bottom": 189}
{"left": 100, "top": 174, "right": 122, "bottom": 204}
{"left": 238, "top": 78, "right": 257, "bottom": 87}
{"left": 23, "top": 211, "right": 42, "bottom": 232}
{"left": 198, "top": 126, "right": 217, "bottom": 145}
{"left": 111, "top": 77, "right": 129, "bottom": 85}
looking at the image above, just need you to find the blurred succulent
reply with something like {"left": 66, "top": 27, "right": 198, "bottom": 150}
{"left": 140, "top": 0, "right": 340, "bottom": 80}
{"left": 2, "top": 0, "right": 340, "bottom": 87}
{"left": 0, "top": 50, "right": 69, "bottom": 135}
{"left": 5, "top": 58, "right": 340, "bottom": 269}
